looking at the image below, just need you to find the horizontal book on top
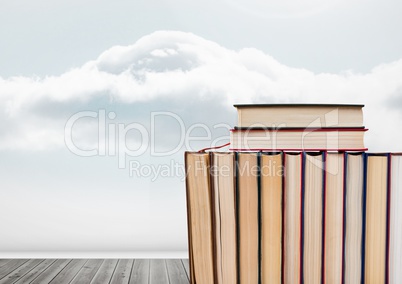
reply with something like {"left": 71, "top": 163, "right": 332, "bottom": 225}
{"left": 234, "top": 104, "right": 364, "bottom": 128}
{"left": 229, "top": 127, "right": 367, "bottom": 151}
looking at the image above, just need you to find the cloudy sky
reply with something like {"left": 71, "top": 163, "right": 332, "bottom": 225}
{"left": 1, "top": 0, "right": 402, "bottom": 257}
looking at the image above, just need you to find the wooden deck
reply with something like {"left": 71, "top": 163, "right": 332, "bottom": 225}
{"left": 0, "top": 259, "right": 189, "bottom": 284}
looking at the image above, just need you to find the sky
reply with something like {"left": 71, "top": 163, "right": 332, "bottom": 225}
{"left": 0, "top": 0, "right": 402, "bottom": 257}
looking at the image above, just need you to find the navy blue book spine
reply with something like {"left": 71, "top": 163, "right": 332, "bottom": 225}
{"left": 341, "top": 152, "right": 348, "bottom": 284}
{"left": 257, "top": 151, "right": 262, "bottom": 284}
{"left": 321, "top": 151, "right": 327, "bottom": 284}
{"left": 361, "top": 153, "right": 368, "bottom": 284}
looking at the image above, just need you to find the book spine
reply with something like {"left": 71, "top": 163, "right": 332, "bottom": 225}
{"left": 210, "top": 152, "right": 218, "bottom": 284}
{"left": 322, "top": 151, "right": 327, "bottom": 284}
{"left": 237, "top": 152, "right": 259, "bottom": 283}
{"left": 257, "top": 151, "right": 262, "bottom": 284}
{"left": 185, "top": 152, "right": 215, "bottom": 283}
{"left": 388, "top": 153, "right": 402, "bottom": 283}
{"left": 184, "top": 152, "right": 195, "bottom": 284}
{"left": 361, "top": 153, "right": 368, "bottom": 284}
{"left": 282, "top": 153, "right": 286, "bottom": 284}
{"left": 300, "top": 152, "right": 306, "bottom": 284}
{"left": 235, "top": 152, "right": 240, "bottom": 284}
{"left": 385, "top": 153, "right": 391, "bottom": 284}
{"left": 341, "top": 152, "right": 347, "bottom": 284}
{"left": 365, "top": 153, "right": 390, "bottom": 283}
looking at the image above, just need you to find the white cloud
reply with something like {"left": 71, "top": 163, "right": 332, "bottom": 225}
{"left": 1, "top": 30, "right": 402, "bottom": 255}
{"left": 0, "top": 30, "right": 402, "bottom": 151}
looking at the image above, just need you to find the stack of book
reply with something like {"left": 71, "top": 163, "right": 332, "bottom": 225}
{"left": 185, "top": 104, "right": 402, "bottom": 284}
{"left": 230, "top": 104, "right": 367, "bottom": 151}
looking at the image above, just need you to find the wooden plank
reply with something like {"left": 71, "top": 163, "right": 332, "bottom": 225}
{"left": 0, "top": 259, "right": 190, "bottom": 284}
{"left": 129, "top": 259, "right": 149, "bottom": 284}
{"left": 70, "top": 259, "right": 104, "bottom": 284}
{"left": 0, "top": 261, "right": 10, "bottom": 269}
{"left": 49, "top": 259, "right": 87, "bottom": 284}
{"left": 166, "top": 259, "right": 189, "bottom": 284}
{"left": 13, "top": 259, "right": 56, "bottom": 284}
{"left": 110, "top": 259, "right": 134, "bottom": 284}
{"left": 0, "top": 259, "right": 44, "bottom": 284}
{"left": 181, "top": 259, "right": 190, "bottom": 280}
{"left": 90, "top": 259, "right": 118, "bottom": 284}
{"left": 0, "top": 260, "right": 29, "bottom": 280}
{"left": 30, "top": 259, "right": 71, "bottom": 284}
{"left": 149, "top": 259, "right": 169, "bottom": 284}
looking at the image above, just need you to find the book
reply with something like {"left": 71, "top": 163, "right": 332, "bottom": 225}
{"left": 283, "top": 152, "right": 302, "bottom": 284}
{"left": 389, "top": 153, "right": 402, "bottom": 283}
{"left": 302, "top": 152, "right": 324, "bottom": 283}
{"left": 234, "top": 104, "right": 364, "bottom": 128}
{"left": 260, "top": 152, "right": 283, "bottom": 283}
{"left": 323, "top": 152, "right": 345, "bottom": 283}
{"left": 210, "top": 152, "right": 237, "bottom": 284}
{"left": 364, "top": 153, "right": 389, "bottom": 284}
{"left": 229, "top": 127, "right": 367, "bottom": 151}
{"left": 236, "top": 152, "right": 259, "bottom": 283}
{"left": 344, "top": 152, "right": 364, "bottom": 284}
{"left": 184, "top": 152, "right": 215, "bottom": 283}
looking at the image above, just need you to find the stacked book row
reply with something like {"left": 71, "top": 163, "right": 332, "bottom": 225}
{"left": 230, "top": 104, "right": 367, "bottom": 151}
{"left": 185, "top": 151, "right": 402, "bottom": 284}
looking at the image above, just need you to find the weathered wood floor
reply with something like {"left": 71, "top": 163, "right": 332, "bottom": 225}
{"left": 0, "top": 259, "right": 189, "bottom": 284}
